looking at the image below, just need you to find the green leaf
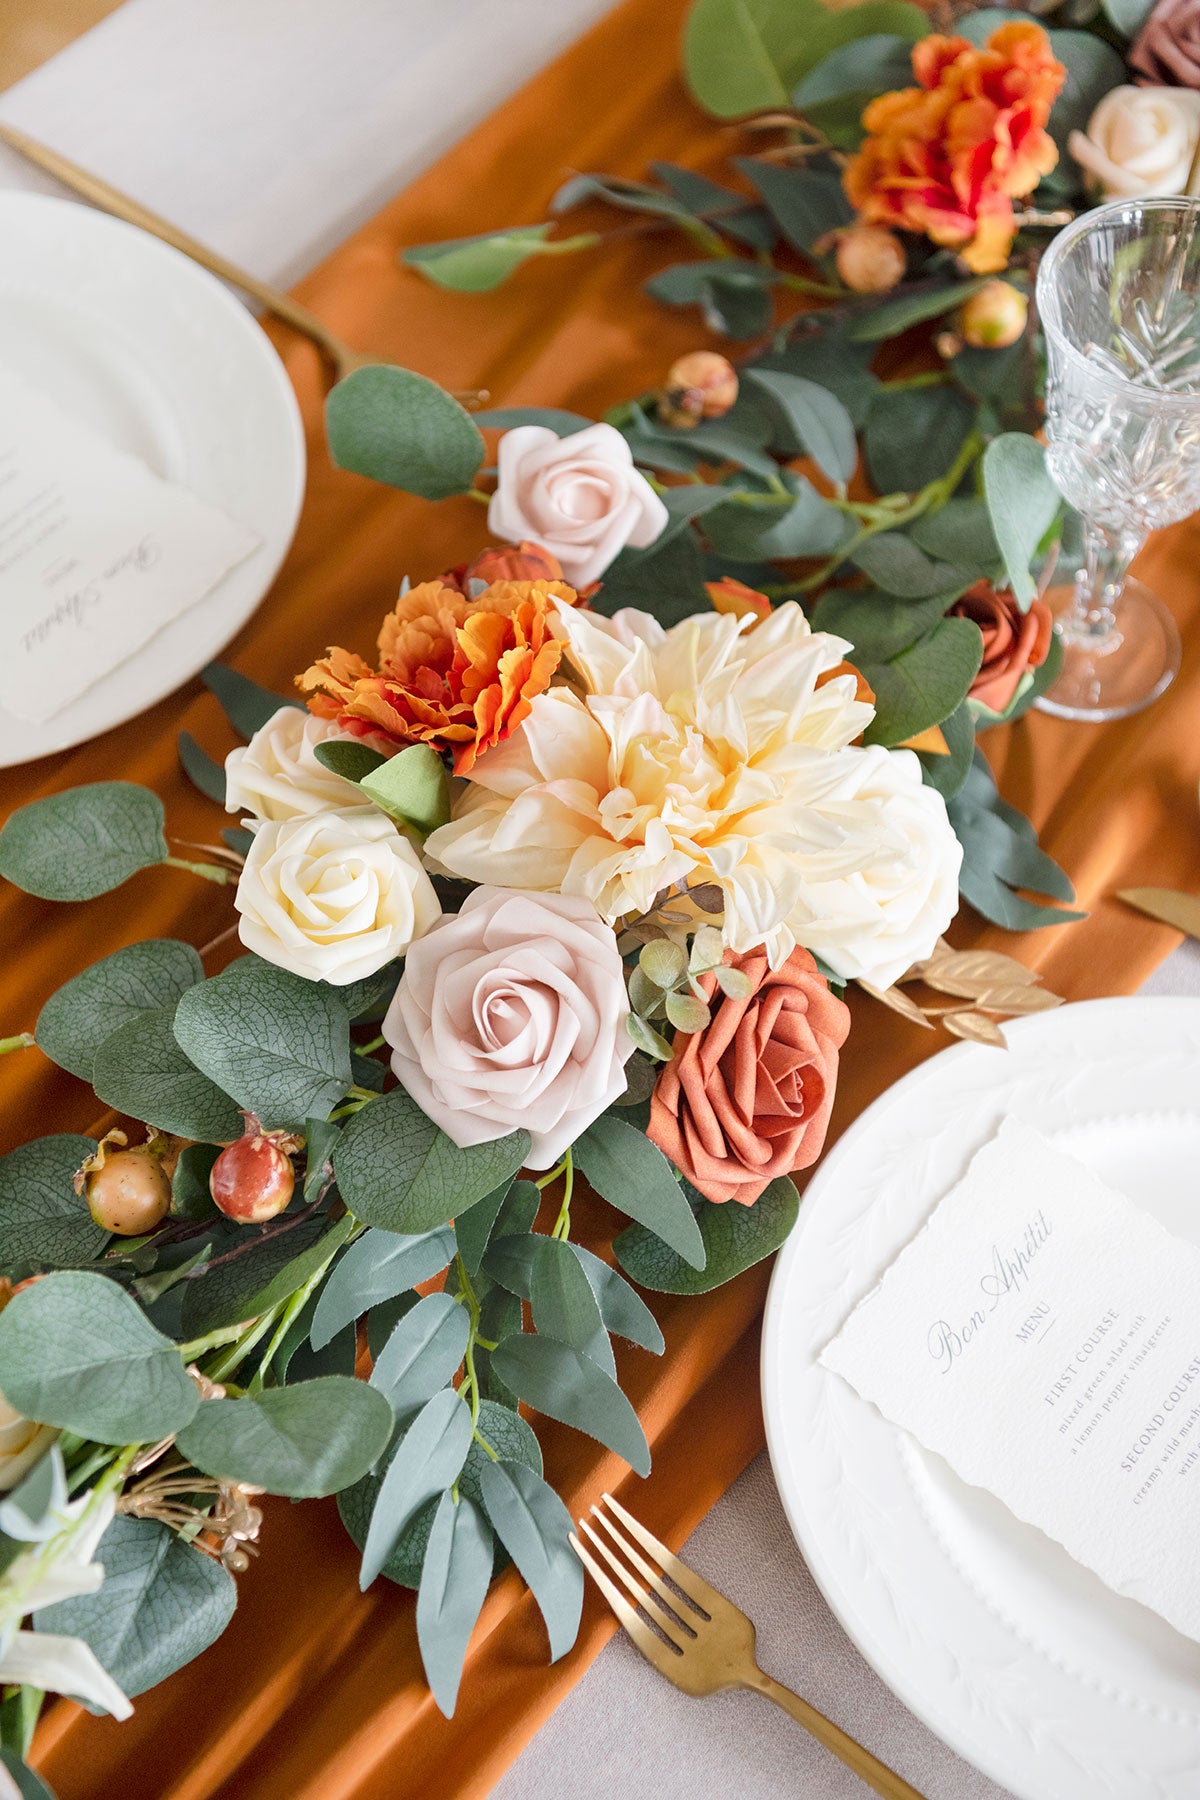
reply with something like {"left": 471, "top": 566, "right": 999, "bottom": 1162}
{"left": 744, "top": 370, "right": 856, "bottom": 484}
{"left": 704, "top": 478, "right": 849, "bottom": 562}
{"left": 36, "top": 939, "right": 203, "bottom": 1082}
{"left": 403, "top": 224, "right": 597, "bottom": 293}
{"left": 170, "top": 1144, "right": 221, "bottom": 1221}
{"left": 864, "top": 384, "right": 977, "bottom": 494}
{"left": 982, "top": 434, "right": 1062, "bottom": 610}
{"left": 310, "top": 1226, "right": 455, "bottom": 1350}
{"left": 0, "top": 1136, "right": 107, "bottom": 1272}
{"left": 645, "top": 259, "right": 776, "bottom": 338}
{"left": 35, "top": 1515, "right": 235, "bottom": 1696}
{"left": 1099, "top": 0, "right": 1154, "bottom": 35}
{"left": 851, "top": 533, "right": 971, "bottom": 599}
{"left": 575, "top": 1117, "right": 705, "bottom": 1270}
{"left": 793, "top": 32, "right": 918, "bottom": 107}
{"left": 326, "top": 365, "right": 484, "bottom": 501}
{"left": 179, "top": 1213, "right": 353, "bottom": 1337}
{"left": 810, "top": 587, "right": 952, "bottom": 663}
{"left": 0, "top": 1272, "right": 197, "bottom": 1443}
{"left": 178, "top": 731, "right": 227, "bottom": 805}
{"left": 335, "top": 1088, "right": 530, "bottom": 1235}
{"left": 909, "top": 497, "right": 1000, "bottom": 573}
{"left": 479, "top": 1459, "right": 582, "bottom": 1660}
{"left": 588, "top": 530, "right": 707, "bottom": 628}
{"left": 861, "top": 617, "right": 984, "bottom": 747}
{"left": 615, "top": 1174, "right": 799, "bottom": 1294}
{"left": 684, "top": 0, "right": 925, "bottom": 117}
{"left": 361, "top": 1388, "right": 473, "bottom": 1587}
{"left": 454, "top": 1177, "right": 516, "bottom": 1280}
{"left": 1045, "top": 30, "right": 1127, "bottom": 185}
{"left": 0, "top": 1750, "right": 56, "bottom": 1800}
{"left": 490, "top": 1333, "right": 650, "bottom": 1475}
{"left": 917, "top": 699, "right": 976, "bottom": 800}
{"left": 311, "top": 740, "right": 388, "bottom": 784}
{"left": 473, "top": 407, "right": 594, "bottom": 435}
{"left": 173, "top": 957, "right": 352, "bottom": 1133}
{"left": 570, "top": 1245, "right": 665, "bottom": 1354}
{"left": 847, "top": 279, "right": 986, "bottom": 344}
{"left": 734, "top": 160, "right": 852, "bottom": 254}
{"left": 530, "top": 1237, "right": 613, "bottom": 1376}
{"left": 178, "top": 1376, "right": 391, "bottom": 1497}
{"left": 948, "top": 750, "right": 1084, "bottom": 930}
{"left": 417, "top": 1492, "right": 493, "bottom": 1718}
{"left": 650, "top": 161, "right": 776, "bottom": 250}
{"left": 92, "top": 1005, "right": 243, "bottom": 1144}
{"left": 201, "top": 663, "right": 301, "bottom": 739}
{"left": 369, "top": 1292, "right": 470, "bottom": 1417}
{"left": 0, "top": 782, "right": 167, "bottom": 902}
{"left": 754, "top": 331, "right": 879, "bottom": 426}
{"left": 359, "top": 745, "right": 451, "bottom": 836}
{"left": 274, "top": 1283, "right": 356, "bottom": 1384}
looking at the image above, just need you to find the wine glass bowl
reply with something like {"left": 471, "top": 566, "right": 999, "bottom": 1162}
{"left": 1036, "top": 197, "right": 1200, "bottom": 721}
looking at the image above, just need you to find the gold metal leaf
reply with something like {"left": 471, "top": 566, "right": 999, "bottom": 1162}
{"left": 921, "top": 950, "right": 1038, "bottom": 999}
{"left": 858, "top": 980, "right": 935, "bottom": 1028}
{"left": 974, "top": 984, "right": 1063, "bottom": 1015}
{"left": 942, "top": 1010, "right": 1009, "bottom": 1047}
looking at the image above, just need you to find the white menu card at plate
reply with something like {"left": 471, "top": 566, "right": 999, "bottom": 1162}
{"left": 0, "top": 368, "right": 260, "bottom": 724}
{"left": 821, "top": 1117, "right": 1200, "bottom": 1643}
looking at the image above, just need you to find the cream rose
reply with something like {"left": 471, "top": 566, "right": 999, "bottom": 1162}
{"left": 235, "top": 810, "right": 440, "bottom": 984}
{"left": 224, "top": 705, "right": 374, "bottom": 824}
{"left": 488, "top": 422, "right": 669, "bottom": 588}
{"left": 0, "top": 1392, "right": 57, "bottom": 1493}
{"left": 383, "top": 886, "right": 634, "bottom": 1168}
{"left": 1069, "top": 86, "right": 1200, "bottom": 199}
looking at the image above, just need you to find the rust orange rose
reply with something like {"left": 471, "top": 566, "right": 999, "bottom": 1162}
{"left": 298, "top": 576, "right": 576, "bottom": 775}
{"left": 648, "top": 947, "right": 850, "bottom": 1207}
{"left": 844, "top": 22, "right": 1065, "bottom": 274}
{"left": 441, "top": 540, "right": 566, "bottom": 591}
{"left": 950, "top": 579, "right": 1053, "bottom": 715}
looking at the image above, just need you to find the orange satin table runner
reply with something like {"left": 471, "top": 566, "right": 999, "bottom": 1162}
{"left": 8, "top": 0, "right": 1200, "bottom": 1795}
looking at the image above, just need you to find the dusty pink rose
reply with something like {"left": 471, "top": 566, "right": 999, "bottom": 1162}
{"left": 1132, "top": 0, "right": 1200, "bottom": 88}
{"left": 488, "top": 422, "right": 668, "bottom": 588}
{"left": 383, "top": 886, "right": 634, "bottom": 1168}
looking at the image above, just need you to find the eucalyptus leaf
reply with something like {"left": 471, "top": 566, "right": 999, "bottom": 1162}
{"left": 1045, "top": 30, "right": 1127, "bottom": 181}
{"left": 360, "top": 1387, "right": 473, "bottom": 1587}
{"left": 334, "top": 1088, "right": 529, "bottom": 1235}
{"left": 490, "top": 1333, "right": 651, "bottom": 1475}
{"left": 201, "top": 663, "right": 301, "bottom": 739}
{"left": 753, "top": 331, "right": 879, "bottom": 427}
{"left": 480, "top": 1459, "right": 582, "bottom": 1660}
{"left": 326, "top": 365, "right": 484, "bottom": 500}
{"left": 649, "top": 161, "right": 775, "bottom": 250}
{"left": 177, "top": 731, "right": 226, "bottom": 805}
{"left": 864, "top": 384, "right": 977, "bottom": 495}
{"left": 0, "top": 1272, "right": 197, "bottom": 1443}
{"left": 417, "top": 1492, "right": 493, "bottom": 1718}
{"left": 793, "top": 32, "right": 918, "bottom": 106}
{"left": 473, "top": 407, "right": 594, "bottom": 435}
{"left": 0, "top": 1749, "right": 56, "bottom": 1800}
{"left": 170, "top": 1143, "right": 221, "bottom": 1221}
{"left": 810, "top": 587, "right": 952, "bottom": 663}
{"left": 0, "top": 782, "right": 167, "bottom": 902}
{"left": 646, "top": 259, "right": 776, "bottom": 338}
{"left": 173, "top": 957, "right": 353, "bottom": 1132}
{"left": 982, "top": 433, "right": 1062, "bottom": 609}
{"left": 36, "top": 939, "right": 203, "bottom": 1082}
{"left": 587, "top": 529, "right": 708, "bottom": 628}
{"left": 704, "top": 478, "right": 849, "bottom": 561}
{"left": 861, "top": 617, "right": 984, "bottom": 747}
{"left": 917, "top": 699, "right": 976, "bottom": 800}
{"left": 369, "top": 1292, "right": 470, "bottom": 1418}
{"left": 530, "top": 1236, "right": 614, "bottom": 1377}
{"left": 92, "top": 1005, "right": 243, "bottom": 1143}
{"left": 404, "top": 223, "right": 595, "bottom": 292}
{"left": 0, "top": 1136, "right": 107, "bottom": 1272}
{"left": 615, "top": 1174, "right": 799, "bottom": 1294}
{"left": 179, "top": 1376, "right": 392, "bottom": 1497}
{"left": 851, "top": 532, "right": 970, "bottom": 599}
{"left": 454, "top": 1176, "right": 516, "bottom": 1280}
{"left": 734, "top": 159, "right": 852, "bottom": 253}
{"left": 847, "top": 279, "right": 987, "bottom": 343}
{"left": 179, "top": 1213, "right": 354, "bottom": 1337}
{"left": 34, "top": 1515, "right": 235, "bottom": 1696}
{"left": 575, "top": 1117, "right": 705, "bottom": 1270}
{"left": 909, "top": 497, "right": 1000, "bottom": 572}
{"left": 948, "top": 751, "right": 1084, "bottom": 930}
{"left": 310, "top": 1225, "right": 455, "bottom": 1350}
{"left": 685, "top": 0, "right": 925, "bottom": 117}
{"left": 570, "top": 1244, "right": 666, "bottom": 1354}
{"left": 744, "top": 369, "right": 857, "bottom": 483}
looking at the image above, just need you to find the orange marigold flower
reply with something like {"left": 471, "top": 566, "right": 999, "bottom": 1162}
{"left": 705, "top": 576, "right": 772, "bottom": 621}
{"left": 843, "top": 21, "right": 1065, "bottom": 274}
{"left": 298, "top": 576, "right": 577, "bottom": 775}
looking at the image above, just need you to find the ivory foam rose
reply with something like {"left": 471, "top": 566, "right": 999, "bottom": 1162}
{"left": 383, "top": 886, "right": 633, "bottom": 1168}
{"left": 425, "top": 603, "right": 961, "bottom": 988}
{"left": 225, "top": 706, "right": 375, "bottom": 823}
{"left": 235, "top": 810, "right": 440, "bottom": 984}
{"left": 1069, "top": 85, "right": 1200, "bottom": 198}
{"left": 488, "top": 422, "right": 669, "bottom": 587}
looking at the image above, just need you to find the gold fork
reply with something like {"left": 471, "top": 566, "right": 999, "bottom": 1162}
{"left": 572, "top": 1492, "right": 926, "bottom": 1800}
{"left": 0, "top": 121, "right": 482, "bottom": 399}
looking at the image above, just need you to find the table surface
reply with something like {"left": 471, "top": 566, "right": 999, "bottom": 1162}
{"left": 1, "top": 6, "right": 1195, "bottom": 1796}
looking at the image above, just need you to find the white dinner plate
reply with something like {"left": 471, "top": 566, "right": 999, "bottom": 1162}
{"left": 763, "top": 996, "right": 1200, "bottom": 1800}
{"left": 0, "top": 191, "right": 305, "bottom": 766}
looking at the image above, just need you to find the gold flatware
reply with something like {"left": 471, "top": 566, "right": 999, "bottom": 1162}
{"left": 1118, "top": 886, "right": 1200, "bottom": 940}
{"left": 572, "top": 1492, "right": 927, "bottom": 1800}
{"left": 0, "top": 122, "right": 474, "bottom": 392}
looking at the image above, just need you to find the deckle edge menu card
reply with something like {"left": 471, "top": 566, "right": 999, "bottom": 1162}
{"left": 820, "top": 1117, "right": 1200, "bottom": 1643}
{"left": 0, "top": 367, "right": 260, "bottom": 724}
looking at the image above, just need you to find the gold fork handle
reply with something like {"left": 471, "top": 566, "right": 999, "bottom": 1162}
{"left": 749, "top": 1670, "right": 927, "bottom": 1800}
{"left": 0, "top": 122, "right": 353, "bottom": 367}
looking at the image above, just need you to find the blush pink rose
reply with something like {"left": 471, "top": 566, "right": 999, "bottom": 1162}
{"left": 488, "top": 423, "right": 669, "bottom": 588}
{"left": 382, "top": 886, "right": 634, "bottom": 1168}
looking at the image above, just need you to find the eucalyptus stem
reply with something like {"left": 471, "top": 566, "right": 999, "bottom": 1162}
{"left": 453, "top": 1254, "right": 499, "bottom": 1458}
{"left": 356, "top": 1033, "right": 385, "bottom": 1055}
{"left": 204, "top": 1304, "right": 283, "bottom": 1385}
{"left": 175, "top": 1321, "right": 256, "bottom": 1362}
{"left": 163, "top": 855, "right": 233, "bottom": 886}
{"left": 248, "top": 1264, "right": 328, "bottom": 1395}
{"left": 0, "top": 1033, "right": 33, "bottom": 1056}
{"left": 551, "top": 1148, "right": 574, "bottom": 1241}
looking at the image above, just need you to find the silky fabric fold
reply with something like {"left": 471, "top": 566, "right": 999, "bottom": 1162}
{"left": 8, "top": 0, "right": 1200, "bottom": 1793}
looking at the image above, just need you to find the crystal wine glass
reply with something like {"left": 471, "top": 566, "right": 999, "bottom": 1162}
{"left": 1036, "top": 197, "right": 1200, "bottom": 721}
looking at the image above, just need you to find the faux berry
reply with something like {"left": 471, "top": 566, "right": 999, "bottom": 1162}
{"left": 209, "top": 1118, "right": 295, "bottom": 1224}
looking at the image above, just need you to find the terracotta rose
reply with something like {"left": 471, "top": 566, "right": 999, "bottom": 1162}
{"left": 648, "top": 947, "right": 850, "bottom": 1207}
{"left": 950, "top": 580, "right": 1053, "bottom": 717}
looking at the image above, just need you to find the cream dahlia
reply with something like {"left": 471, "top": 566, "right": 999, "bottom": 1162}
{"left": 424, "top": 604, "right": 962, "bottom": 987}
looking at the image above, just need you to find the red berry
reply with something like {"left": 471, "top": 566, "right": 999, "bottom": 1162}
{"left": 209, "top": 1133, "right": 295, "bottom": 1223}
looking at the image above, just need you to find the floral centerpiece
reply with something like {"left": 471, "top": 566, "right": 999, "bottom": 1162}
{"left": 1, "top": 0, "right": 1190, "bottom": 1783}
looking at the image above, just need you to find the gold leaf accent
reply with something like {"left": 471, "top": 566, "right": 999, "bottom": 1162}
{"left": 858, "top": 980, "right": 935, "bottom": 1028}
{"left": 920, "top": 950, "right": 1039, "bottom": 999}
{"left": 943, "top": 1010, "right": 1009, "bottom": 1047}
{"left": 974, "top": 984, "right": 1063, "bottom": 1015}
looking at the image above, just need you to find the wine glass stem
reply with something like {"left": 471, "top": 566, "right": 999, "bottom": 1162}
{"left": 1062, "top": 519, "right": 1144, "bottom": 647}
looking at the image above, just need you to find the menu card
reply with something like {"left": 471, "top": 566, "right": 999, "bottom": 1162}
{"left": 0, "top": 369, "right": 259, "bottom": 723}
{"left": 821, "top": 1118, "right": 1200, "bottom": 1642}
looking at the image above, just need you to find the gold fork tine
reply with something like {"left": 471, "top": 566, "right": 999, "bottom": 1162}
{"left": 589, "top": 1505, "right": 704, "bottom": 1626}
{"left": 569, "top": 1532, "right": 681, "bottom": 1672}
{"left": 600, "top": 1490, "right": 717, "bottom": 1612}
{"left": 577, "top": 1518, "right": 691, "bottom": 1652}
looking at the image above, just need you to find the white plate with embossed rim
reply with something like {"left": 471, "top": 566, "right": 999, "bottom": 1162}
{"left": 762, "top": 996, "right": 1200, "bottom": 1800}
{"left": 0, "top": 190, "right": 305, "bottom": 766}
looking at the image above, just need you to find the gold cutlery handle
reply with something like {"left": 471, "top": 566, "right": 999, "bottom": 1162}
{"left": 0, "top": 122, "right": 351, "bottom": 365}
{"left": 749, "top": 1670, "right": 927, "bottom": 1800}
